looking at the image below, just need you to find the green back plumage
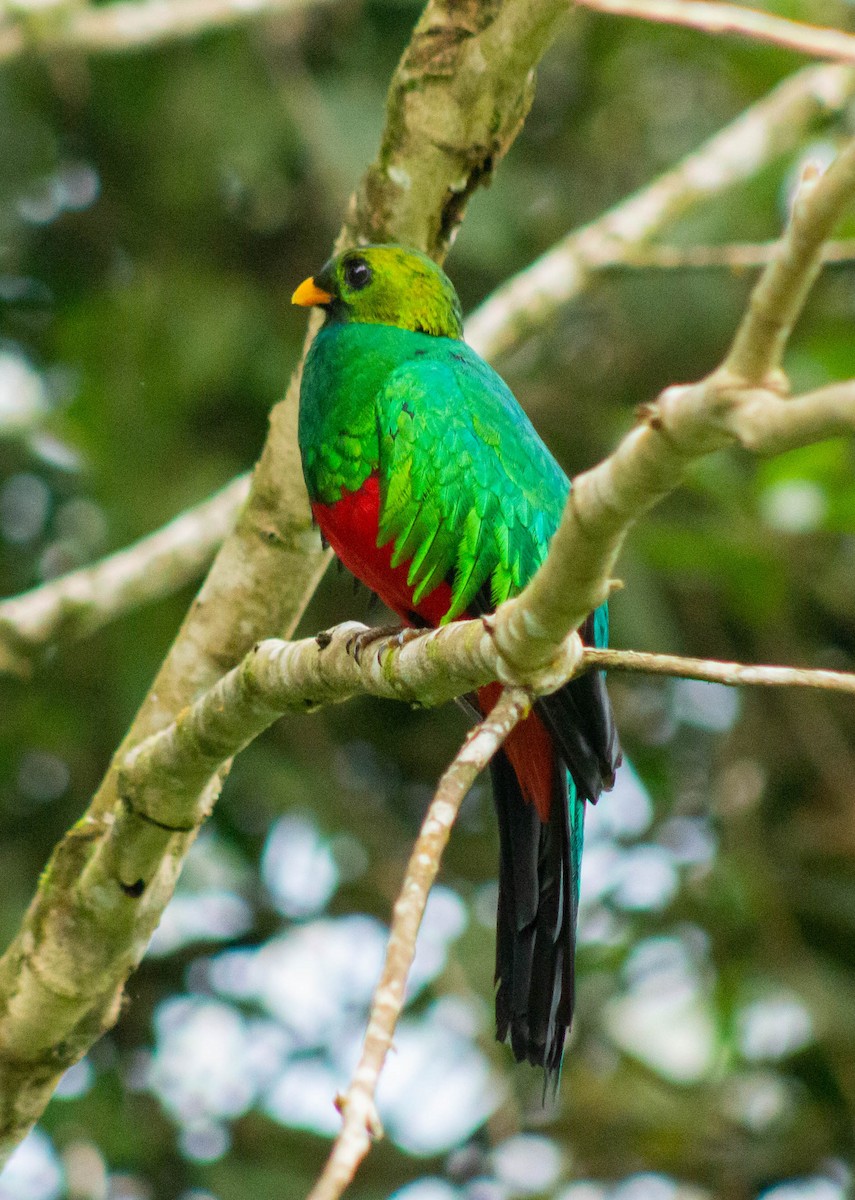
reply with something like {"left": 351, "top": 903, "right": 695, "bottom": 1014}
{"left": 297, "top": 242, "right": 609, "bottom": 636}
{"left": 300, "top": 321, "right": 569, "bottom": 621}
{"left": 375, "top": 340, "right": 569, "bottom": 619}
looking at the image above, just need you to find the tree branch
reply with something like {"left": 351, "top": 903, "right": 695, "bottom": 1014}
{"left": 587, "top": 237, "right": 855, "bottom": 271}
{"left": 575, "top": 0, "right": 855, "bottom": 66}
{"left": 488, "top": 131, "right": 855, "bottom": 678}
{"left": 465, "top": 63, "right": 855, "bottom": 360}
{"left": 305, "top": 687, "right": 530, "bottom": 1200}
{"left": 722, "top": 148, "right": 855, "bottom": 385}
{"left": 91, "top": 634, "right": 855, "bottom": 845}
{"left": 0, "top": 0, "right": 329, "bottom": 60}
{"left": 6, "top": 612, "right": 855, "bottom": 1177}
{"left": 0, "top": 475, "right": 249, "bottom": 679}
{"left": 589, "top": 648, "right": 855, "bottom": 695}
{"left": 33, "top": 624, "right": 855, "bottom": 922}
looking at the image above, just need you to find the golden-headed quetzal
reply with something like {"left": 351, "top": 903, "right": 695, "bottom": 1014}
{"left": 293, "top": 245, "right": 620, "bottom": 1083}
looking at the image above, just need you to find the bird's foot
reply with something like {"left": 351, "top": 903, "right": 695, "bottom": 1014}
{"left": 346, "top": 623, "right": 423, "bottom": 664}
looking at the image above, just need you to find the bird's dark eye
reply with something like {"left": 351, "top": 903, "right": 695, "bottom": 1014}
{"left": 344, "top": 257, "right": 372, "bottom": 291}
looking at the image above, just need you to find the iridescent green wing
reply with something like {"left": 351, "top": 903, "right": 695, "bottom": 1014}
{"left": 375, "top": 347, "right": 569, "bottom": 621}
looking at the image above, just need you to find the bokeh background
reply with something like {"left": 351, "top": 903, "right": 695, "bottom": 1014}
{"left": 2, "top": 1, "right": 855, "bottom": 1197}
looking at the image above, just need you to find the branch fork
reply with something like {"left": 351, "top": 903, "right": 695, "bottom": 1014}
{"left": 483, "top": 611, "right": 585, "bottom": 694}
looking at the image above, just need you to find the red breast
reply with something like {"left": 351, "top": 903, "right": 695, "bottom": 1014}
{"left": 313, "top": 475, "right": 556, "bottom": 820}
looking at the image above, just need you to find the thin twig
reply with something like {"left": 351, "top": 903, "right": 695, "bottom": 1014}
{"left": 575, "top": 0, "right": 855, "bottom": 65}
{"left": 723, "top": 146, "right": 855, "bottom": 385}
{"left": 0, "top": 475, "right": 249, "bottom": 679}
{"left": 602, "top": 237, "right": 855, "bottom": 271}
{"left": 488, "top": 127, "right": 855, "bottom": 678}
{"left": 465, "top": 63, "right": 855, "bottom": 360}
{"left": 305, "top": 687, "right": 531, "bottom": 1200}
{"left": 588, "top": 647, "right": 855, "bottom": 694}
{"left": 0, "top": 0, "right": 329, "bottom": 60}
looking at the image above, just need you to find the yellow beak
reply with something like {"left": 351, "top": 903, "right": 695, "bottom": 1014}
{"left": 291, "top": 277, "right": 334, "bottom": 307}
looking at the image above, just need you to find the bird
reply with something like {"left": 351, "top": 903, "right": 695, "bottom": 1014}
{"left": 292, "top": 244, "right": 620, "bottom": 1084}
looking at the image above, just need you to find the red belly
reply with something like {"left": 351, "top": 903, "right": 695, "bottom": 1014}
{"left": 313, "top": 475, "right": 555, "bottom": 820}
{"left": 312, "top": 475, "right": 452, "bottom": 626}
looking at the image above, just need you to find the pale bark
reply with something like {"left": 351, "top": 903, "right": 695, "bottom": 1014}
{"left": 0, "top": 476, "right": 249, "bottom": 679}
{"left": 488, "top": 137, "right": 855, "bottom": 678}
{"left": 588, "top": 648, "right": 855, "bottom": 694}
{"left": 576, "top": 0, "right": 855, "bottom": 65}
{"left": 465, "top": 63, "right": 855, "bottom": 360}
{"left": 0, "top": 0, "right": 330, "bottom": 59}
{"left": 596, "top": 237, "right": 855, "bottom": 270}
{"left": 95, "top": 632, "right": 855, "bottom": 859}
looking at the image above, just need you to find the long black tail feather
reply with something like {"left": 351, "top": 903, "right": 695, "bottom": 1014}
{"left": 489, "top": 614, "right": 621, "bottom": 1086}
{"left": 492, "top": 751, "right": 575, "bottom": 1086}
{"left": 536, "top": 612, "right": 621, "bottom": 802}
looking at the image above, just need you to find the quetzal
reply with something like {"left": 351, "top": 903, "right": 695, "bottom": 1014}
{"left": 293, "top": 245, "right": 620, "bottom": 1081}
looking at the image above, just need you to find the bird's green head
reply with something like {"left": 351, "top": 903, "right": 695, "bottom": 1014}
{"left": 292, "top": 244, "right": 463, "bottom": 339}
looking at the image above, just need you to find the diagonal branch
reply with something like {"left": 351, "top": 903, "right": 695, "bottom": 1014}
{"left": 0, "top": 475, "right": 249, "bottom": 679}
{"left": 722, "top": 145, "right": 855, "bottom": 385}
{"left": 0, "top": 0, "right": 331, "bottom": 60}
{"left": 465, "top": 62, "right": 855, "bottom": 360}
{"left": 305, "top": 687, "right": 531, "bottom": 1200}
{"left": 489, "top": 132, "right": 855, "bottom": 677}
{"left": 575, "top": 0, "right": 855, "bottom": 66}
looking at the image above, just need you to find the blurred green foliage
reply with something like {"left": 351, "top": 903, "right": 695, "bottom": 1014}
{"left": 2, "top": 2, "right": 855, "bottom": 1198}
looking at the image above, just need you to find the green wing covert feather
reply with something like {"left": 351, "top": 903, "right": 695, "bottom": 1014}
{"left": 374, "top": 350, "right": 569, "bottom": 621}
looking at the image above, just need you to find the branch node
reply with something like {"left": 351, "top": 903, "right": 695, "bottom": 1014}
{"left": 333, "top": 1091, "right": 384, "bottom": 1140}
{"left": 118, "top": 790, "right": 196, "bottom": 835}
{"left": 760, "top": 367, "right": 791, "bottom": 396}
{"left": 485, "top": 613, "right": 585, "bottom": 696}
{"left": 636, "top": 400, "right": 663, "bottom": 428}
